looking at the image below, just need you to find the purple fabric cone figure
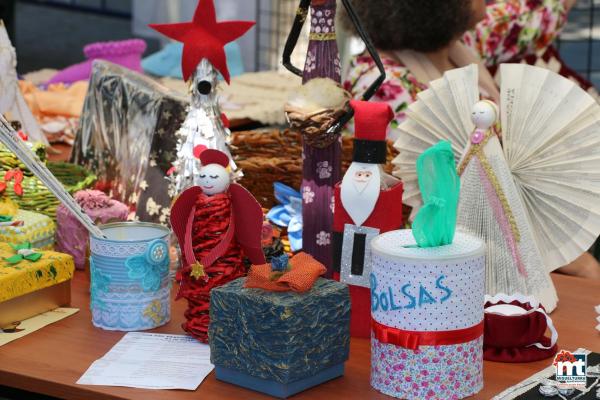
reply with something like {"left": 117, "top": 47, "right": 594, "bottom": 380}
{"left": 285, "top": 0, "right": 342, "bottom": 275}
{"left": 302, "top": 0, "right": 341, "bottom": 83}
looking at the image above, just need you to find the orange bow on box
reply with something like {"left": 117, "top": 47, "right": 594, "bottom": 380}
{"left": 244, "top": 252, "right": 326, "bottom": 293}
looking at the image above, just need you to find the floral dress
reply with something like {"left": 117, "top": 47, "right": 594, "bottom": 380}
{"left": 344, "top": 0, "right": 567, "bottom": 140}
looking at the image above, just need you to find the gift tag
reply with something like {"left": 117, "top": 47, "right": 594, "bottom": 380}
{"left": 340, "top": 224, "right": 379, "bottom": 288}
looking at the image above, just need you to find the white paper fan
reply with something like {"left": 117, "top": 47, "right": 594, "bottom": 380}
{"left": 393, "top": 63, "right": 600, "bottom": 276}
{"left": 498, "top": 64, "right": 600, "bottom": 272}
{"left": 395, "top": 64, "right": 479, "bottom": 208}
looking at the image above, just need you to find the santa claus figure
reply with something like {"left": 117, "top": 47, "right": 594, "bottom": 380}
{"left": 333, "top": 100, "right": 404, "bottom": 338}
{"left": 170, "top": 148, "right": 265, "bottom": 342}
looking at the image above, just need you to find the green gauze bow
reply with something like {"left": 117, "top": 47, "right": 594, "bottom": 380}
{"left": 5, "top": 242, "right": 43, "bottom": 264}
{"left": 412, "top": 141, "right": 460, "bottom": 247}
{"left": 0, "top": 215, "right": 12, "bottom": 222}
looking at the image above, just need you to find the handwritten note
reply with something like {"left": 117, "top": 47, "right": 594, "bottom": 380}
{"left": 77, "top": 332, "right": 214, "bottom": 390}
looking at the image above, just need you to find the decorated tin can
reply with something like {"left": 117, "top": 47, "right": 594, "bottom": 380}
{"left": 369, "top": 229, "right": 485, "bottom": 400}
{"left": 89, "top": 222, "right": 171, "bottom": 331}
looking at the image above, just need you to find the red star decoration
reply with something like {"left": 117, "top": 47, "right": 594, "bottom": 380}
{"left": 149, "top": 0, "right": 254, "bottom": 83}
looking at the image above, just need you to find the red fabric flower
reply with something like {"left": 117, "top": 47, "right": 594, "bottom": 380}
{"left": 2, "top": 169, "right": 24, "bottom": 197}
{"left": 4, "top": 170, "right": 15, "bottom": 181}
{"left": 13, "top": 183, "right": 22, "bottom": 196}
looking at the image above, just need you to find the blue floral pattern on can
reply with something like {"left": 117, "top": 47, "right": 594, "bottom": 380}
{"left": 125, "top": 239, "right": 170, "bottom": 292}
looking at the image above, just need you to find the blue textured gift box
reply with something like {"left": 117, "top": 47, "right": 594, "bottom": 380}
{"left": 209, "top": 277, "right": 350, "bottom": 398}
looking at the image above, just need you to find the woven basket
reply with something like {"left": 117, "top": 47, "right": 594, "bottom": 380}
{"left": 231, "top": 129, "right": 398, "bottom": 208}
{"left": 285, "top": 105, "right": 347, "bottom": 149}
{"left": 0, "top": 162, "right": 96, "bottom": 220}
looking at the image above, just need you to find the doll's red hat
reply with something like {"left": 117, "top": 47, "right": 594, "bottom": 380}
{"left": 199, "top": 148, "right": 229, "bottom": 168}
{"left": 149, "top": 0, "right": 254, "bottom": 83}
{"left": 350, "top": 100, "right": 393, "bottom": 164}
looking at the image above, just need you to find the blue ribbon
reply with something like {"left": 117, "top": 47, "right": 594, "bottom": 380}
{"left": 266, "top": 182, "right": 303, "bottom": 251}
{"left": 271, "top": 254, "right": 290, "bottom": 272}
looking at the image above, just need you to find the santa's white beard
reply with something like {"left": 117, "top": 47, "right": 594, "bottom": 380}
{"left": 340, "top": 162, "right": 381, "bottom": 226}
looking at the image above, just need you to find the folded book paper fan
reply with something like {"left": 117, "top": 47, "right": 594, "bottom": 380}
{"left": 393, "top": 63, "right": 600, "bottom": 312}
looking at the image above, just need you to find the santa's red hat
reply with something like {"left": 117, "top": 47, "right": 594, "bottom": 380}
{"left": 350, "top": 100, "right": 393, "bottom": 164}
{"left": 199, "top": 148, "right": 229, "bottom": 168}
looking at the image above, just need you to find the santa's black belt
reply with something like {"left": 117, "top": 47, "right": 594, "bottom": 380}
{"left": 332, "top": 230, "right": 367, "bottom": 276}
{"left": 352, "top": 139, "right": 387, "bottom": 164}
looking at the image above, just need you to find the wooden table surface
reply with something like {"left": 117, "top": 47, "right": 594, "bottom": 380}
{"left": 0, "top": 272, "right": 598, "bottom": 400}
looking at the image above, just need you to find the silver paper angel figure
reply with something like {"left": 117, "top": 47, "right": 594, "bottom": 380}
{"left": 167, "top": 59, "right": 237, "bottom": 197}
{"left": 149, "top": 0, "right": 254, "bottom": 197}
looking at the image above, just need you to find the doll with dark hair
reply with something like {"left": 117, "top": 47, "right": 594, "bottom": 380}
{"left": 344, "top": 0, "right": 600, "bottom": 280}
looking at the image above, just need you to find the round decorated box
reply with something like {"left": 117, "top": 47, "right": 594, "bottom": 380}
{"left": 369, "top": 229, "right": 485, "bottom": 400}
{"left": 89, "top": 222, "right": 171, "bottom": 331}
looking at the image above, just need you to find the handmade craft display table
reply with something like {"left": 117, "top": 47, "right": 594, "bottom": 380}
{"left": 0, "top": 271, "right": 598, "bottom": 400}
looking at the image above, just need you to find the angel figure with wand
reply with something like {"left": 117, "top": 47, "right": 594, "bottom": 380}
{"left": 457, "top": 99, "right": 558, "bottom": 308}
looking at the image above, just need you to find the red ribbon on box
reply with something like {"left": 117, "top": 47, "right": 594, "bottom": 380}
{"left": 372, "top": 319, "right": 484, "bottom": 350}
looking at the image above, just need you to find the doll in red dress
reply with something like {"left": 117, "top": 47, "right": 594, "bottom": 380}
{"left": 170, "top": 149, "right": 265, "bottom": 342}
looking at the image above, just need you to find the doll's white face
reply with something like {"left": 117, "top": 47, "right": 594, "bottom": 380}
{"left": 471, "top": 101, "right": 498, "bottom": 130}
{"left": 198, "top": 164, "right": 230, "bottom": 195}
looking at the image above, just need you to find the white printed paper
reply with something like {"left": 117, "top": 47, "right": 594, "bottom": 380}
{"left": 77, "top": 332, "right": 214, "bottom": 390}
